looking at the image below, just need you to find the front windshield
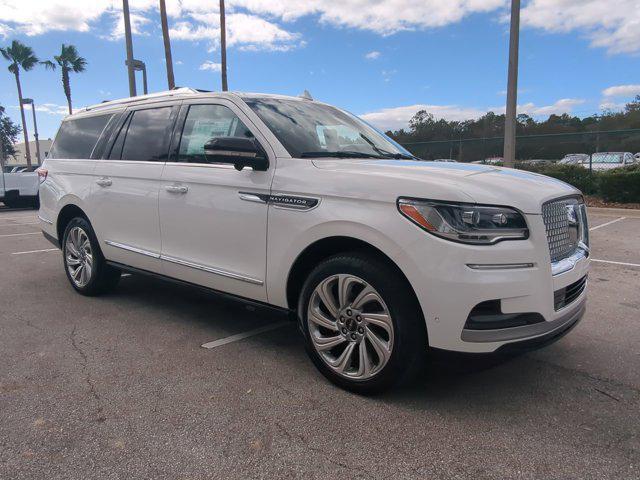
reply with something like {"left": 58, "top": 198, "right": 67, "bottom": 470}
{"left": 244, "top": 97, "right": 414, "bottom": 159}
{"left": 591, "top": 153, "right": 623, "bottom": 164}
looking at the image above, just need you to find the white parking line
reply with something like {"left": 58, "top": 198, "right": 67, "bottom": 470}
{"left": 590, "top": 217, "right": 625, "bottom": 231}
{"left": 201, "top": 321, "right": 289, "bottom": 349}
{"left": 592, "top": 258, "right": 640, "bottom": 268}
{"left": 11, "top": 248, "right": 58, "bottom": 255}
{"left": 0, "top": 232, "right": 41, "bottom": 238}
{"left": 0, "top": 222, "right": 40, "bottom": 226}
{"left": 0, "top": 215, "right": 37, "bottom": 221}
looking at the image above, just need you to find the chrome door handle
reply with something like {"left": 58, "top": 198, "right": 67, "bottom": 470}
{"left": 165, "top": 184, "right": 188, "bottom": 194}
{"left": 96, "top": 177, "right": 112, "bottom": 187}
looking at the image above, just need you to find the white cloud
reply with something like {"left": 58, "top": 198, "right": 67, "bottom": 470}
{"left": 107, "top": 11, "right": 151, "bottom": 40}
{"left": 517, "top": 98, "right": 585, "bottom": 116}
{"left": 14, "top": 103, "right": 69, "bottom": 115}
{"left": 169, "top": 13, "right": 302, "bottom": 52}
{"left": 199, "top": 60, "right": 222, "bottom": 72}
{"left": 365, "top": 50, "right": 380, "bottom": 60}
{"left": 361, "top": 98, "right": 585, "bottom": 131}
{"left": 521, "top": 0, "right": 640, "bottom": 54}
{"left": 361, "top": 104, "right": 487, "bottom": 131}
{"left": 1, "top": 0, "right": 638, "bottom": 55}
{"left": 600, "top": 101, "right": 626, "bottom": 112}
{"left": 602, "top": 84, "right": 640, "bottom": 98}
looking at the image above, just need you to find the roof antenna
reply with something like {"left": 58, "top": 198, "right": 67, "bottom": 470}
{"left": 300, "top": 89, "right": 313, "bottom": 101}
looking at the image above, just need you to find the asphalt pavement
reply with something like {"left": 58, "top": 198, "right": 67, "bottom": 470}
{"left": 1, "top": 206, "right": 639, "bottom": 479}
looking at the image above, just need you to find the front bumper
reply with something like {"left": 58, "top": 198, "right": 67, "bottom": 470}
{"left": 398, "top": 213, "right": 590, "bottom": 354}
{"left": 461, "top": 293, "right": 586, "bottom": 344}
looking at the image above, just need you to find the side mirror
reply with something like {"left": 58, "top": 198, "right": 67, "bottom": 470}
{"left": 203, "top": 137, "right": 269, "bottom": 171}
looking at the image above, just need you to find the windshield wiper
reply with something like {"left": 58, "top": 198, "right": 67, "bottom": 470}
{"left": 358, "top": 133, "right": 417, "bottom": 160}
{"left": 300, "top": 151, "right": 387, "bottom": 159}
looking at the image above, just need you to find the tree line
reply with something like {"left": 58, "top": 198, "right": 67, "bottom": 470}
{"left": 389, "top": 96, "right": 640, "bottom": 162}
{"left": 1, "top": 40, "right": 86, "bottom": 167}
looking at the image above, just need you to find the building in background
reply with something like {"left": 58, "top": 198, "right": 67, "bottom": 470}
{"left": 6, "top": 139, "right": 52, "bottom": 166}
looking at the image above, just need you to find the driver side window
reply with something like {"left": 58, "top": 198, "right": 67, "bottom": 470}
{"left": 178, "top": 104, "right": 254, "bottom": 163}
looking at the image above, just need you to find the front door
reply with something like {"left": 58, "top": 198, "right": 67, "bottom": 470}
{"left": 91, "top": 104, "right": 178, "bottom": 272}
{"left": 159, "top": 100, "right": 275, "bottom": 301}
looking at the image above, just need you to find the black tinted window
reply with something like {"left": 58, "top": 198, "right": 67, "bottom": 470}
{"left": 119, "top": 107, "right": 173, "bottom": 161}
{"left": 178, "top": 104, "right": 253, "bottom": 163}
{"left": 49, "top": 114, "right": 113, "bottom": 159}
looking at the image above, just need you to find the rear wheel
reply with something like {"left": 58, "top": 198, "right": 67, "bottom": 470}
{"left": 298, "top": 252, "right": 427, "bottom": 394}
{"left": 62, "top": 217, "right": 121, "bottom": 296}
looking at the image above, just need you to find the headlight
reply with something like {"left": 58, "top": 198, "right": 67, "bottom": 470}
{"left": 398, "top": 198, "right": 528, "bottom": 245}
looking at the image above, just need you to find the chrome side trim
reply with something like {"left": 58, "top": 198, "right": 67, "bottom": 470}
{"left": 238, "top": 192, "right": 269, "bottom": 204}
{"left": 161, "top": 254, "right": 264, "bottom": 285}
{"left": 164, "top": 161, "right": 236, "bottom": 170}
{"left": 38, "top": 215, "right": 53, "bottom": 225}
{"left": 104, "top": 240, "right": 161, "bottom": 259}
{"left": 551, "top": 247, "right": 589, "bottom": 276}
{"left": 467, "top": 263, "right": 535, "bottom": 270}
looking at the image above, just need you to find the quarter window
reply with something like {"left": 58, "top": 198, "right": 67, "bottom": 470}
{"left": 49, "top": 114, "right": 114, "bottom": 159}
{"left": 178, "top": 105, "right": 254, "bottom": 163}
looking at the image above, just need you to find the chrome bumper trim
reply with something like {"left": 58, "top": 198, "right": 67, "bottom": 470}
{"left": 551, "top": 246, "right": 588, "bottom": 276}
{"left": 461, "top": 294, "right": 586, "bottom": 343}
{"left": 467, "top": 262, "right": 535, "bottom": 271}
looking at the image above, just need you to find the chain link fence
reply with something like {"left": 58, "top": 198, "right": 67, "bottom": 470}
{"left": 399, "top": 129, "right": 640, "bottom": 162}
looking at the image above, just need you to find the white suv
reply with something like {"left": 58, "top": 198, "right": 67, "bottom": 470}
{"left": 38, "top": 88, "right": 589, "bottom": 393}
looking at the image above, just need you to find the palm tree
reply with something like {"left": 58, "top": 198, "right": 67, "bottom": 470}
{"left": 42, "top": 44, "right": 87, "bottom": 115}
{"left": 0, "top": 40, "right": 38, "bottom": 168}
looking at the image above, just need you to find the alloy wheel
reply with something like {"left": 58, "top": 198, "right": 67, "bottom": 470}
{"left": 65, "top": 226, "right": 93, "bottom": 288}
{"left": 307, "top": 274, "right": 394, "bottom": 380}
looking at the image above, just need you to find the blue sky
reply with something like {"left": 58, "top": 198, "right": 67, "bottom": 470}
{"left": 1, "top": 0, "right": 639, "bottom": 140}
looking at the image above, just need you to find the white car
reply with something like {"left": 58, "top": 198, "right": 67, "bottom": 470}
{"left": 560, "top": 154, "right": 589, "bottom": 165}
{"left": 38, "top": 89, "right": 589, "bottom": 393}
{"left": 583, "top": 152, "right": 637, "bottom": 171}
{"left": 0, "top": 165, "right": 40, "bottom": 208}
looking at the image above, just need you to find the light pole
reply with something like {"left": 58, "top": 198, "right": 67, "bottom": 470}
{"left": 219, "top": 0, "right": 228, "bottom": 91}
{"left": 503, "top": 0, "right": 520, "bottom": 168}
{"left": 159, "top": 0, "right": 175, "bottom": 90}
{"left": 21, "top": 98, "right": 41, "bottom": 165}
{"left": 126, "top": 59, "right": 148, "bottom": 94}
{"left": 123, "top": 0, "right": 137, "bottom": 96}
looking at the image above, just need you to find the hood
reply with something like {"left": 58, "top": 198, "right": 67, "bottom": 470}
{"left": 312, "top": 159, "right": 580, "bottom": 214}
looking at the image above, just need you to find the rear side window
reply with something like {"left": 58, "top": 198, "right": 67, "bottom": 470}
{"left": 108, "top": 107, "right": 174, "bottom": 161}
{"left": 49, "top": 114, "right": 114, "bottom": 159}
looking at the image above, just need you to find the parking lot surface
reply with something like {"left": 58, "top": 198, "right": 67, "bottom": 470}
{"left": 1, "top": 206, "right": 639, "bottom": 479}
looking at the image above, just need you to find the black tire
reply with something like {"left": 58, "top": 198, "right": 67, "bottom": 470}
{"left": 62, "top": 217, "right": 121, "bottom": 296}
{"left": 298, "top": 252, "right": 427, "bottom": 394}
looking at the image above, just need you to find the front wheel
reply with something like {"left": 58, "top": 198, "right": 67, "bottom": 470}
{"left": 62, "top": 217, "right": 121, "bottom": 296}
{"left": 298, "top": 252, "right": 427, "bottom": 394}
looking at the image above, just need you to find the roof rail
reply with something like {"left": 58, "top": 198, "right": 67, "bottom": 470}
{"left": 82, "top": 87, "right": 202, "bottom": 113}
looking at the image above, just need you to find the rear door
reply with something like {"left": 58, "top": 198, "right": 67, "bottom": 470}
{"left": 91, "top": 103, "right": 178, "bottom": 272}
{"left": 158, "top": 100, "right": 275, "bottom": 301}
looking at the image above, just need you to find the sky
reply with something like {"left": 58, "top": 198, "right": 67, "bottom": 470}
{"left": 1, "top": 0, "right": 639, "bottom": 141}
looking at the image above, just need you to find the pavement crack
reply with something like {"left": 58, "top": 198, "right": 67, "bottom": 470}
{"left": 69, "top": 325, "right": 105, "bottom": 420}
{"left": 594, "top": 387, "right": 621, "bottom": 402}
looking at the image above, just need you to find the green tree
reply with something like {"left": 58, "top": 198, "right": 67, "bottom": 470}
{"left": 42, "top": 44, "right": 87, "bottom": 115}
{"left": 0, "top": 40, "right": 39, "bottom": 168}
{"left": 0, "top": 105, "right": 21, "bottom": 163}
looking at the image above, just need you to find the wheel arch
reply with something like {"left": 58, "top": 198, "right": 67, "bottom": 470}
{"left": 285, "top": 236, "right": 422, "bottom": 320}
{"left": 56, "top": 203, "right": 90, "bottom": 247}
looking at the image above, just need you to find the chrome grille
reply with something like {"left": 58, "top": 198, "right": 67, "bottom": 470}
{"left": 542, "top": 198, "right": 579, "bottom": 263}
